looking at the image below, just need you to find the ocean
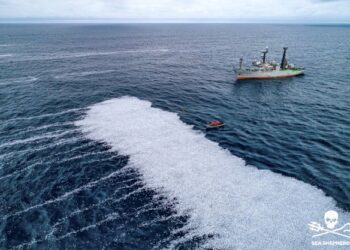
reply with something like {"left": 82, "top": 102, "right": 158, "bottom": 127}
{"left": 0, "top": 24, "right": 349, "bottom": 249}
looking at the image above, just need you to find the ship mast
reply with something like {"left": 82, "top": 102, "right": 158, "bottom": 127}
{"left": 261, "top": 47, "right": 268, "bottom": 64}
{"left": 280, "top": 47, "right": 288, "bottom": 69}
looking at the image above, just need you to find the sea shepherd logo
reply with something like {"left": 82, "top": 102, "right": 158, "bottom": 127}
{"left": 309, "top": 210, "right": 350, "bottom": 246}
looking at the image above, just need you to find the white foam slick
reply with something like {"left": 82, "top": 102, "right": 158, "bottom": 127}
{"left": 75, "top": 96, "right": 348, "bottom": 249}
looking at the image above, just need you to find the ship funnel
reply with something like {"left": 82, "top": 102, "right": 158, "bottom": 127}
{"left": 280, "top": 47, "right": 288, "bottom": 69}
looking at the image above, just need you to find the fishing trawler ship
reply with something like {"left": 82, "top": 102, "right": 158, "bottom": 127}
{"left": 235, "top": 47, "right": 304, "bottom": 80}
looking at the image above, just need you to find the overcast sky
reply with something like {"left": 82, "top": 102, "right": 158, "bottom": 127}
{"left": 0, "top": 0, "right": 349, "bottom": 22}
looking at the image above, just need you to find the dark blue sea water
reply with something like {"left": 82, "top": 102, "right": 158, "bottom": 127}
{"left": 0, "top": 24, "right": 350, "bottom": 249}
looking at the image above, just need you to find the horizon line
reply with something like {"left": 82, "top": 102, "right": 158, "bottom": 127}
{"left": 0, "top": 18, "right": 350, "bottom": 25}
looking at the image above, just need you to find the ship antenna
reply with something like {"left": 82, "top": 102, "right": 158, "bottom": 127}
{"left": 280, "top": 47, "right": 288, "bottom": 69}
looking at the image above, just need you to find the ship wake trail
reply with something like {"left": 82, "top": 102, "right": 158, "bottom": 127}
{"left": 0, "top": 149, "right": 112, "bottom": 181}
{"left": 8, "top": 179, "right": 144, "bottom": 249}
{"left": 10, "top": 48, "right": 169, "bottom": 62}
{"left": 0, "top": 137, "right": 88, "bottom": 161}
{"left": 2, "top": 108, "right": 83, "bottom": 124}
{"left": 12, "top": 213, "right": 123, "bottom": 250}
{"left": 12, "top": 194, "right": 162, "bottom": 250}
{"left": 1, "top": 121, "right": 74, "bottom": 138}
{"left": 0, "top": 76, "right": 37, "bottom": 86}
{"left": 2, "top": 167, "right": 132, "bottom": 220}
{"left": 75, "top": 96, "right": 349, "bottom": 250}
{"left": 0, "top": 129, "right": 78, "bottom": 149}
{"left": 55, "top": 70, "right": 115, "bottom": 79}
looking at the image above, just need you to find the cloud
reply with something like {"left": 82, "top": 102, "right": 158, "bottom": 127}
{"left": 0, "top": 0, "right": 349, "bottom": 22}
{"left": 313, "top": 0, "right": 342, "bottom": 2}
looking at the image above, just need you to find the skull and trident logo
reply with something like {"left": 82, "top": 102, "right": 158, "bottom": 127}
{"left": 309, "top": 210, "right": 350, "bottom": 239}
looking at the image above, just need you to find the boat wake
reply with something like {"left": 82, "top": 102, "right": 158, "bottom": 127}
{"left": 0, "top": 54, "right": 12, "bottom": 58}
{"left": 75, "top": 96, "right": 349, "bottom": 249}
{"left": 54, "top": 70, "right": 115, "bottom": 79}
{"left": 3, "top": 167, "right": 131, "bottom": 220}
{"left": 0, "top": 76, "right": 38, "bottom": 86}
{"left": 2, "top": 108, "right": 83, "bottom": 124}
{"left": 7, "top": 49, "right": 170, "bottom": 62}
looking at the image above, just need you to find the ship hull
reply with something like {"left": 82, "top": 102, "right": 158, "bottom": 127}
{"left": 236, "top": 69, "right": 304, "bottom": 80}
